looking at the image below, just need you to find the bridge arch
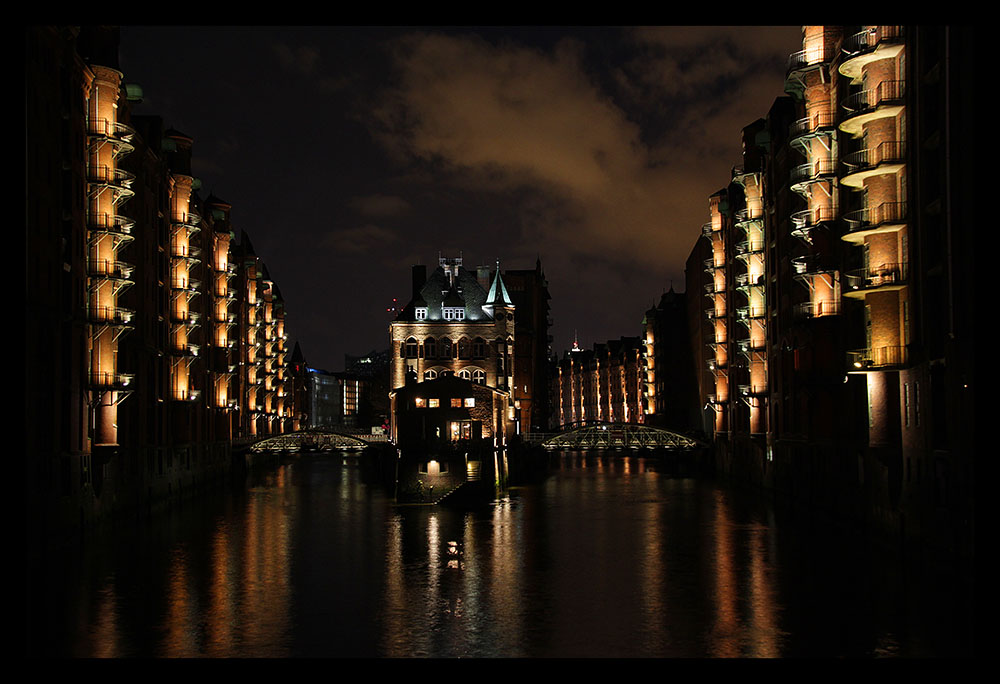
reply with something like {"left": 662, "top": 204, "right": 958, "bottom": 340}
{"left": 248, "top": 428, "right": 372, "bottom": 453}
{"left": 540, "top": 423, "right": 701, "bottom": 451}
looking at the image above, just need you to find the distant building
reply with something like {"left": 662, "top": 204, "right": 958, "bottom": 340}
{"left": 550, "top": 337, "right": 646, "bottom": 429}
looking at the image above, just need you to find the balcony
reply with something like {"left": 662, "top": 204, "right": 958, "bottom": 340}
{"left": 87, "top": 165, "right": 135, "bottom": 203}
{"left": 786, "top": 42, "right": 839, "bottom": 75}
{"left": 790, "top": 206, "right": 835, "bottom": 243}
{"left": 704, "top": 282, "right": 724, "bottom": 295}
{"left": 792, "top": 254, "right": 834, "bottom": 279}
{"left": 701, "top": 221, "right": 716, "bottom": 238}
{"left": 734, "top": 238, "right": 765, "bottom": 259}
{"left": 792, "top": 299, "right": 841, "bottom": 320}
{"left": 843, "top": 262, "right": 908, "bottom": 296}
{"left": 736, "top": 271, "right": 763, "bottom": 286}
{"left": 840, "top": 80, "right": 906, "bottom": 137}
{"left": 737, "top": 337, "right": 766, "bottom": 358}
{"left": 733, "top": 208, "right": 763, "bottom": 231}
{"left": 732, "top": 165, "right": 760, "bottom": 187}
{"left": 171, "top": 342, "right": 200, "bottom": 357}
{"left": 705, "top": 307, "right": 727, "bottom": 320}
{"left": 842, "top": 201, "right": 907, "bottom": 243}
{"left": 172, "top": 212, "right": 202, "bottom": 235}
{"left": 847, "top": 345, "right": 909, "bottom": 371}
{"left": 87, "top": 304, "right": 135, "bottom": 327}
{"left": 87, "top": 258, "right": 134, "bottom": 282}
{"left": 171, "top": 244, "right": 202, "bottom": 262}
{"left": 790, "top": 158, "right": 837, "bottom": 194}
{"left": 789, "top": 111, "right": 836, "bottom": 149}
{"left": 170, "top": 309, "right": 201, "bottom": 326}
{"left": 785, "top": 42, "right": 840, "bottom": 97}
{"left": 88, "top": 213, "right": 135, "bottom": 244}
{"left": 736, "top": 305, "right": 766, "bottom": 320}
{"left": 171, "top": 388, "right": 202, "bottom": 402}
{"left": 839, "top": 26, "right": 905, "bottom": 84}
{"left": 89, "top": 370, "right": 134, "bottom": 391}
{"left": 703, "top": 257, "right": 725, "bottom": 274}
{"left": 86, "top": 118, "right": 136, "bottom": 158}
{"left": 170, "top": 277, "right": 201, "bottom": 293}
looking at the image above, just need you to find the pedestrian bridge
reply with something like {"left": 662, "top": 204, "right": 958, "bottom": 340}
{"left": 244, "top": 428, "right": 386, "bottom": 453}
{"left": 529, "top": 423, "right": 702, "bottom": 451}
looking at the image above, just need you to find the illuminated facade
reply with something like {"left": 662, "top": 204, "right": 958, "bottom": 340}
{"left": 389, "top": 255, "right": 517, "bottom": 442}
{"left": 26, "top": 27, "right": 298, "bottom": 534}
{"left": 687, "top": 25, "right": 973, "bottom": 555}
{"left": 550, "top": 337, "right": 646, "bottom": 429}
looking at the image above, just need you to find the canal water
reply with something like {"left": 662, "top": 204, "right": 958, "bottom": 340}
{"left": 25, "top": 450, "right": 973, "bottom": 658}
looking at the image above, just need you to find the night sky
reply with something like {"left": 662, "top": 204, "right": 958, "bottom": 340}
{"left": 118, "top": 26, "right": 802, "bottom": 373}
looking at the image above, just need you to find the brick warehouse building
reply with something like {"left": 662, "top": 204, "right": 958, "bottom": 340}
{"left": 26, "top": 27, "right": 298, "bottom": 536}
{"left": 685, "top": 25, "right": 973, "bottom": 561}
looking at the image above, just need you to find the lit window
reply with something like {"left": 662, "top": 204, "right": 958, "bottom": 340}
{"left": 429, "top": 398, "right": 440, "bottom": 408}
{"left": 451, "top": 398, "right": 462, "bottom": 408}
{"left": 424, "top": 369, "right": 438, "bottom": 381}
{"left": 416, "top": 307, "right": 428, "bottom": 320}
{"left": 414, "top": 397, "right": 426, "bottom": 408}
{"left": 464, "top": 397, "right": 475, "bottom": 407}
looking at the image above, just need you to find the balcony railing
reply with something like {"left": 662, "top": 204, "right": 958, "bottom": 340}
{"left": 705, "top": 308, "right": 726, "bottom": 320}
{"left": 170, "top": 277, "right": 201, "bottom": 292}
{"left": 793, "top": 299, "right": 841, "bottom": 320}
{"left": 848, "top": 345, "right": 908, "bottom": 370}
{"left": 701, "top": 221, "right": 716, "bottom": 238}
{"left": 843, "top": 201, "right": 907, "bottom": 235}
{"left": 842, "top": 141, "right": 906, "bottom": 171}
{"left": 87, "top": 165, "right": 135, "bottom": 189}
{"left": 789, "top": 111, "right": 836, "bottom": 141}
{"left": 736, "top": 306, "right": 767, "bottom": 321}
{"left": 171, "top": 388, "right": 202, "bottom": 402}
{"left": 87, "top": 258, "right": 134, "bottom": 281}
{"left": 842, "top": 80, "right": 906, "bottom": 114}
{"left": 87, "top": 305, "right": 135, "bottom": 326}
{"left": 735, "top": 272, "right": 765, "bottom": 288}
{"left": 842, "top": 26, "right": 904, "bottom": 56}
{"left": 787, "top": 43, "right": 840, "bottom": 73}
{"left": 791, "top": 158, "right": 837, "bottom": 187}
{"left": 88, "top": 212, "right": 135, "bottom": 237}
{"left": 87, "top": 118, "right": 136, "bottom": 142}
{"left": 171, "top": 244, "right": 202, "bottom": 260}
{"left": 738, "top": 384, "right": 768, "bottom": 397}
{"left": 89, "top": 370, "right": 134, "bottom": 390}
{"left": 844, "top": 262, "right": 908, "bottom": 291}
{"left": 735, "top": 239, "right": 765, "bottom": 257}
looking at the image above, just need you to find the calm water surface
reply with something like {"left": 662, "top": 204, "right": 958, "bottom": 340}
{"left": 26, "top": 451, "right": 973, "bottom": 657}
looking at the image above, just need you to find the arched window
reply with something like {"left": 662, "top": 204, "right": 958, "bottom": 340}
{"left": 458, "top": 337, "right": 471, "bottom": 360}
{"left": 458, "top": 369, "right": 472, "bottom": 380}
{"left": 424, "top": 337, "right": 437, "bottom": 359}
{"left": 472, "top": 337, "right": 486, "bottom": 359}
{"left": 405, "top": 337, "right": 418, "bottom": 358}
{"left": 440, "top": 337, "right": 453, "bottom": 359}
{"left": 472, "top": 369, "right": 486, "bottom": 385}
{"left": 424, "top": 369, "right": 438, "bottom": 381}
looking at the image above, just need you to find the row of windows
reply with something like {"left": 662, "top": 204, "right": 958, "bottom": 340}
{"left": 414, "top": 396, "right": 476, "bottom": 408}
{"left": 423, "top": 368, "right": 487, "bottom": 384}
{"left": 403, "top": 337, "right": 510, "bottom": 360}
{"left": 415, "top": 306, "right": 466, "bottom": 320}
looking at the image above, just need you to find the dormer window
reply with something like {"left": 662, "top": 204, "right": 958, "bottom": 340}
{"left": 443, "top": 307, "right": 465, "bottom": 320}
{"left": 415, "top": 307, "right": 428, "bottom": 320}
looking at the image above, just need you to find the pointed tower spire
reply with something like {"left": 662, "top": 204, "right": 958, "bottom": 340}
{"left": 482, "top": 259, "right": 513, "bottom": 318}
